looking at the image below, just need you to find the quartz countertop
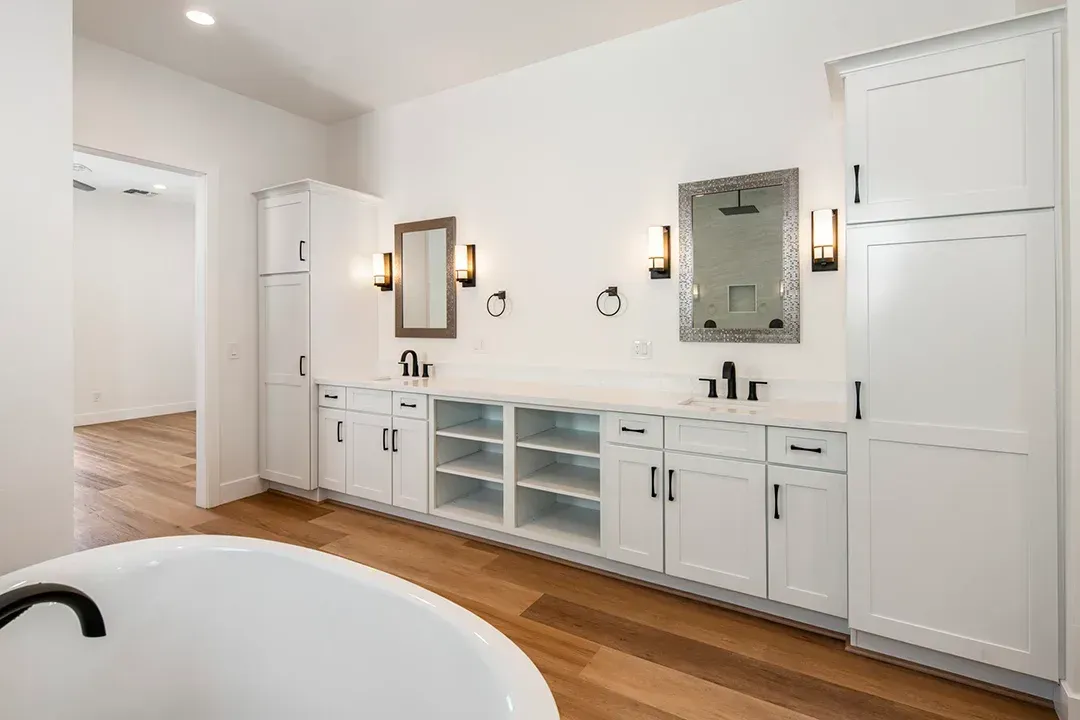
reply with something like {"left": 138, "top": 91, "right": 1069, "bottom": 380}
{"left": 314, "top": 375, "right": 849, "bottom": 432}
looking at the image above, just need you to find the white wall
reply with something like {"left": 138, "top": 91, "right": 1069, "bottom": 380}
{"left": 74, "top": 38, "right": 330, "bottom": 500}
{"left": 357, "top": 0, "right": 1016, "bottom": 394}
{"left": 74, "top": 190, "right": 196, "bottom": 425}
{"left": 0, "top": 0, "right": 73, "bottom": 572}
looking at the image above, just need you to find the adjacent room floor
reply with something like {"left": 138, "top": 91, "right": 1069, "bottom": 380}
{"left": 73, "top": 413, "right": 1052, "bottom": 720}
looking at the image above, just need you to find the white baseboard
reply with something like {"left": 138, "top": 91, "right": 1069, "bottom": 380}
{"left": 74, "top": 401, "right": 196, "bottom": 427}
{"left": 218, "top": 475, "right": 267, "bottom": 505}
{"left": 1058, "top": 681, "right": 1080, "bottom": 720}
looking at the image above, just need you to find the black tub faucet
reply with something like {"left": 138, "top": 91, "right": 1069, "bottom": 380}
{"left": 399, "top": 350, "right": 419, "bottom": 378}
{"left": 722, "top": 361, "right": 738, "bottom": 400}
{"left": 0, "top": 583, "right": 106, "bottom": 637}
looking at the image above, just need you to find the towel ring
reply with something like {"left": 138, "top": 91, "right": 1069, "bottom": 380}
{"left": 596, "top": 286, "right": 621, "bottom": 317}
{"left": 487, "top": 291, "right": 507, "bottom": 318}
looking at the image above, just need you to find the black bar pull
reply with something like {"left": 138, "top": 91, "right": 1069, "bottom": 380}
{"left": 337, "top": 421, "right": 343, "bottom": 443}
{"left": 382, "top": 428, "right": 388, "bottom": 451}
{"left": 400, "top": 402, "right": 417, "bottom": 409}
{"left": 392, "top": 429, "right": 399, "bottom": 452}
{"left": 790, "top": 445, "right": 823, "bottom": 454}
{"left": 773, "top": 484, "right": 781, "bottom": 520}
{"left": 853, "top": 164, "right": 861, "bottom": 204}
{"left": 855, "top": 381, "right": 863, "bottom": 420}
{"left": 668, "top": 469, "right": 675, "bottom": 502}
{"left": 621, "top": 426, "right": 646, "bottom": 434}
{"left": 299, "top": 356, "right": 306, "bottom": 377}
{"left": 650, "top": 466, "right": 658, "bottom": 498}
{"left": 324, "top": 394, "right": 339, "bottom": 400}
{"left": 299, "top": 240, "right": 306, "bottom": 262}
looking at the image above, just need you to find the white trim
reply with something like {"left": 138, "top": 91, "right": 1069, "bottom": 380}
{"left": 850, "top": 630, "right": 1058, "bottom": 701}
{"left": 219, "top": 475, "right": 267, "bottom": 504}
{"left": 74, "top": 402, "right": 195, "bottom": 427}
{"left": 824, "top": 7, "right": 1065, "bottom": 100}
{"left": 1056, "top": 681, "right": 1080, "bottom": 720}
{"left": 253, "top": 178, "right": 382, "bottom": 204}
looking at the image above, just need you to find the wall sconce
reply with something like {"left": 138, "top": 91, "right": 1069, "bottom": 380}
{"left": 372, "top": 252, "right": 393, "bottom": 291}
{"left": 455, "top": 244, "right": 476, "bottom": 287}
{"left": 811, "top": 209, "right": 839, "bottom": 272}
{"left": 648, "top": 226, "right": 671, "bottom": 279}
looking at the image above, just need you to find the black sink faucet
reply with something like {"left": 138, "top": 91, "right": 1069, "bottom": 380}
{"left": 0, "top": 583, "right": 106, "bottom": 637}
{"left": 722, "top": 361, "right": 738, "bottom": 400}
{"left": 399, "top": 350, "right": 419, "bottom": 378}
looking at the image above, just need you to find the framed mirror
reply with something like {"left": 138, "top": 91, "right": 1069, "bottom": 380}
{"left": 395, "top": 217, "right": 456, "bottom": 339}
{"left": 678, "top": 168, "right": 800, "bottom": 343}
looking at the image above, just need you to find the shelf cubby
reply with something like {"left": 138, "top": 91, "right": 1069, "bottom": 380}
{"left": 515, "top": 486, "right": 601, "bottom": 554}
{"left": 433, "top": 399, "right": 507, "bottom": 529}
{"left": 516, "top": 446, "right": 600, "bottom": 501}
{"left": 431, "top": 473, "right": 504, "bottom": 528}
{"left": 515, "top": 407, "right": 600, "bottom": 458}
{"left": 435, "top": 400, "right": 505, "bottom": 444}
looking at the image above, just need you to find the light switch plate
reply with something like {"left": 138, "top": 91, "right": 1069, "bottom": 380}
{"left": 228, "top": 343, "right": 239, "bottom": 359}
{"left": 632, "top": 340, "right": 652, "bottom": 360}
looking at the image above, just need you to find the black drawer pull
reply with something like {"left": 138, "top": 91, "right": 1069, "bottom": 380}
{"left": 667, "top": 469, "right": 675, "bottom": 502}
{"left": 790, "top": 444, "right": 823, "bottom": 454}
{"left": 382, "top": 428, "right": 388, "bottom": 452}
{"left": 400, "top": 402, "right": 417, "bottom": 409}
{"left": 650, "top": 466, "right": 658, "bottom": 498}
{"left": 324, "top": 394, "right": 339, "bottom": 400}
{"left": 621, "top": 427, "right": 646, "bottom": 434}
{"left": 774, "top": 484, "right": 781, "bottom": 520}
{"left": 336, "top": 421, "right": 343, "bottom": 443}
{"left": 392, "top": 429, "right": 399, "bottom": 452}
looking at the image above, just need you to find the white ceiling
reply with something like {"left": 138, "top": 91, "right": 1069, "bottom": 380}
{"left": 73, "top": 151, "right": 198, "bottom": 204}
{"left": 73, "top": 0, "right": 739, "bottom": 123}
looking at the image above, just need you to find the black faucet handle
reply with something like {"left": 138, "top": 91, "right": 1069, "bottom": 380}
{"left": 698, "top": 378, "right": 719, "bottom": 399}
{"left": 748, "top": 380, "right": 768, "bottom": 402}
{"left": 422, "top": 363, "right": 435, "bottom": 378}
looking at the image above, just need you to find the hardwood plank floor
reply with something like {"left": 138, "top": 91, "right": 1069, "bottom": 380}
{"left": 73, "top": 412, "right": 1053, "bottom": 720}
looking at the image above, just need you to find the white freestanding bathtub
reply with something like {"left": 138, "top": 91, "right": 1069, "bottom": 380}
{"left": 0, "top": 536, "right": 558, "bottom": 719}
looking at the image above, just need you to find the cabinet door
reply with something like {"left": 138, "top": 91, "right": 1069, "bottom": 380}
{"left": 664, "top": 452, "right": 766, "bottom": 597}
{"left": 346, "top": 412, "right": 393, "bottom": 503}
{"left": 847, "top": 212, "right": 1058, "bottom": 679}
{"left": 318, "top": 409, "right": 347, "bottom": 494}
{"left": 767, "top": 466, "right": 847, "bottom": 617}
{"left": 258, "top": 274, "right": 311, "bottom": 489}
{"left": 601, "top": 445, "right": 664, "bottom": 572}
{"left": 258, "top": 191, "right": 310, "bottom": 275}
{"left": 845, "top": 32, "right": 1054, "bottom": 223}
{"left": 392, "top": 416, "right": 429, "bottom": 513}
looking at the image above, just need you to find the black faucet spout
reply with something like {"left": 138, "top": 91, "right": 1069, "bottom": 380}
{"left": 400, "top": 350, "right": 420, "bottom": 378}
{"left": 0, "top": 583, "right": 106, "bottom": 637}
{"left": 721, "top": 361, "right": 738, "bottom": 400}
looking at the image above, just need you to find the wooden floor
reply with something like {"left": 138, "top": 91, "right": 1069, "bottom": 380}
{"left": 74, "top": 412, "right": 1052, "bottom": 720}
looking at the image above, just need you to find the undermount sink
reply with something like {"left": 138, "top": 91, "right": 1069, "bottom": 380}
{"left": 678, "top": 398, "right": 767, "bottom": 415}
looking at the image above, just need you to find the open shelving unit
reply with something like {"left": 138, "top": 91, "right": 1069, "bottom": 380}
{"left": 432, "top": 400, "right": 507, "bottom": 529}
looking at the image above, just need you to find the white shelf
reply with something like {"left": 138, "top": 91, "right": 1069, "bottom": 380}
{"left": 436, "top": 451, "right": 504, "bottom": 482}
{"left": 518, "top": 504, "right": 601, "bottom": 553}
{"left": 518, "top": 463, "right": 600, "bottom": 501}
{"left": 517, "top": 427, "right": 600, "bottom": 458}
{"left": 433, "top": 487, "right": 503, "bottom": 527}
{"left": 436, "top": 419, "right": 504, "bottom": 444}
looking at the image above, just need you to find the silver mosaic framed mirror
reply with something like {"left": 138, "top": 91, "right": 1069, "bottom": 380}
{"left": 678, "top": 168, "right": 800, "bottom": 344}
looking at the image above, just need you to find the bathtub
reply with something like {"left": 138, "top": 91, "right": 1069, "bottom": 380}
{"left": 0, "top": 536, "right": 558, "bottom": 719}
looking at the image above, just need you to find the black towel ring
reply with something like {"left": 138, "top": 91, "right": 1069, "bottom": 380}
{"left": 487, "top": 291, "right": 507, "bottom": 318}
{"left": 596, "top": 286, "right": 621, "bottom": 317}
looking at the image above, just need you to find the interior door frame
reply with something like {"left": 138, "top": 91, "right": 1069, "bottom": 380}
{"left": 74, "top": 145, "right": 220, "bottom": 509}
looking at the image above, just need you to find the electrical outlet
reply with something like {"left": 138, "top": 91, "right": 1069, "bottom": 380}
{"left": 632, "top": 340, "right": 652, "bottom": 360}
{"left": 473, "top": 338, "right": 486, "bottom": 353}
{"left": 228, "top": 342, "right": 239, "bottom": 360}
{"left": 91, "top": 391, "right": 102, "bottom": 403}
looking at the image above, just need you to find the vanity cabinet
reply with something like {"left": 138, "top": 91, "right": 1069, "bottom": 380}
{"left": 259, "top": 191, "right": 310, "bottom": 275}
{"left": 767, "top": 466, "right": 846, "bottom": 617}
{"left": 391, "top": 416, "right": 429, "bottom": 513}
{"left": 843, "top": 32, "right": 1054, "bottom": 224}
{"left": 346, "top": 411, "right": 394, "bottom": 504}
{"left": 601, "top": 444, "right": 664, "bottom": 572}
{"left": 318, "top": 408, "right": 347, "bottom": 494}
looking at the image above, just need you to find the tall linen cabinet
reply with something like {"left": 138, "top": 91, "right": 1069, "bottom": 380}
{"left": 256, "top": 180, "right": 382, "bottom": 490}
{"left": 831, "top": 12, "right": 1062, "bottom": 682}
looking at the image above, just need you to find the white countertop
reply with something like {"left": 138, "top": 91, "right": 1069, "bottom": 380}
{"left": 315, "top": 375, "right": 849, "bottom": 432}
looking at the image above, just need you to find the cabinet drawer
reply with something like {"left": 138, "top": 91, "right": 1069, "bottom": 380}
{"left": 664, "top": 417, "right": 765, "bottom": 461}
{"left": 347, "top": 388, "right": 392, "bottom": 415}
{"left": 318, "top": 385, "right": 345, "bottom": 409}
{"left": 605, "top": 412, "right": 663, "bottom": 449}
{"left": 394, "top": 392, "right": 428, "bottom": 420}
{"left": 767, "top": 427, "right": 847, "bottom": 472}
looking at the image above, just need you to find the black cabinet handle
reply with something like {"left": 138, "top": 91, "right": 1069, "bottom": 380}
{"left": 337, "top": 421, "right": 343, "bottom": 443}
{"left": 324, "top": 394, "right": 338, "bottom": 400}
{"left": 621, "top": 427, "right": 646, "bottom": 434}
{"left": 400, "top": 402, "right": 417, "bottom": 409}
{"left": 773, "top": 484, "right": 781, "bottom": 520}
{"left": 392, "top": 429, "right": 399, "bottom": 452}
{"left": 299, "top": 240, "right": 306, "bottom": 262}
{"left": 855, "top": 381, "right": 863, "bottom": 420}
{"left": 382, "top": 428, "right": 388, "bottom": 451}
{"left": 853, "top": 164, "right": 861, "bottom": 204}
{"left": 299, "top": 356, "right": 306, "bottom": 377}
{"left": 667, "top": 469, "right": 675, "bottom": 502}
{"left": 650, "top": 466, "right": 658, "bottom": 498}
{"left": 790, "top": 444, "right": 823, "bottom": 454}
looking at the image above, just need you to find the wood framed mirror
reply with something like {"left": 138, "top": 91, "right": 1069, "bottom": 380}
{"left": 395, "top": 217, "right": 456, "bottom": 339}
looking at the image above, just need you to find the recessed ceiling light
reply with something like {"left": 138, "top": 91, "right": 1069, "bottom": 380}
{"left": 153, "top": 184, "right": 168, "bottom": 191}
{"left": 185, "top": 10, "right": 215, "bottom": 25}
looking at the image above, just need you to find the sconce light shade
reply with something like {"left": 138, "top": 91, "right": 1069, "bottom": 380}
{"left": 372, "top": 252, "right": 393, "bottom": 291}
{"left": 648, "top": 226, "right": 671, "bottom": 279}
{"left": 455, "top": 244, "right": 476, "bottom": 288}
{"left": 811, "top": 209, "right": 839, "bottom": 272}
